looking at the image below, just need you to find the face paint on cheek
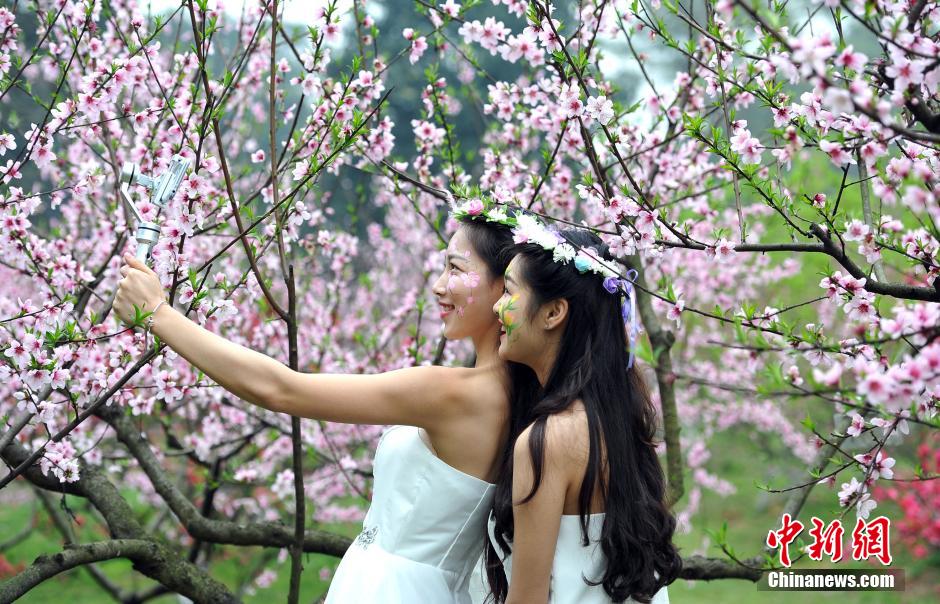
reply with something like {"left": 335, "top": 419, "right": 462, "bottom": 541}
{"left": 446, "top": 247, "right": 475, "bottom": 298}
{"left": 498, "top": 294, "right": 520, "bottom": 340}
{"left": 461, "top": 271, "right": 480, "bottom": 288}
{"left": 460, "top": 271, "right": 480, "bottom": 306}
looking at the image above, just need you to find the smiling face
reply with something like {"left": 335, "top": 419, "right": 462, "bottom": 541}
{"left": 432, "top": 226, "right": 504, "bottom": 341}
{"left": 492, "top": 257, "right": 538, "bottom": 365}
{"left": 493, "top": 256, "right": 569, "bottom": 381}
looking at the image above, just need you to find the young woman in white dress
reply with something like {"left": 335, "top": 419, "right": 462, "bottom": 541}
{"left": 483, "top": 222, "right": 682, "bottom": 603}
{"left": 114, "top": 206, "right": 540, "bottom": 603}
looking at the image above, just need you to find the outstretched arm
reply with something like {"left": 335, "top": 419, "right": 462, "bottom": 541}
{"left": 115, "top": 254, "right": 467, "bottom": 428}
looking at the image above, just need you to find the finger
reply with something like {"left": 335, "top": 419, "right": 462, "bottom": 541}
{"left": 125, "top": 253, "right": 155, "bottom": 276}
{"left": 123, "top": 252, "right": 147, "bottom": 270}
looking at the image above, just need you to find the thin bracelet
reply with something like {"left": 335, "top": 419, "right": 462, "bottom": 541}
{"left": 145, "top": 300, "right": 167, "bottom": 332}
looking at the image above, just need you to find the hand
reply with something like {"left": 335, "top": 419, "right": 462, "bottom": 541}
{"left": 114, "top": 252, "right": 167, "bottom": 326}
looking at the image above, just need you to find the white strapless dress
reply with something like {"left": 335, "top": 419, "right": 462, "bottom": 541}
{"left": 325, "top": 424, "right": 495, "bottom": 603}
{"left": 469, "top": 511, "right": 670, "bottom": 603}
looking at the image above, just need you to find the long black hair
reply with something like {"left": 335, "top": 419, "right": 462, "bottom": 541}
{"left": 485, "top": 227, "right": 682, "bottom": 603}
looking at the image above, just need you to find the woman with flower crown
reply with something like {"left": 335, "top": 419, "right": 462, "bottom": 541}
{"left": 114, "top": 199, "right": 540, "bottom": 603}
{"left": 481, "top": 216, "right": 681, "bottom": 603}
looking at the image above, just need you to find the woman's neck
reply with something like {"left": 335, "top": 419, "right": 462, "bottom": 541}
{"left": 532, "top": 339, "right": 559, "bottom": 386}
{"left": 471, "top": 326, "right": 501, "bottom": 369}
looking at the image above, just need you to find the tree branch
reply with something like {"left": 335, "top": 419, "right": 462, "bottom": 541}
{"left": 97, "top": 404, "right": 350, "bottom": 557}
{"left": 0, "top": 539, "right": 158, "bottom": 602}
{"left": 1, "top": 440, "right": 84, "bottom": 496}
{"left": 678, "top": 554, "right": 762, "bottom": 581}
{"left": 811, "top": 223, "right": 940, "bottom": 301}
{"left": 32, "top": 486, "right": 125, "bottom": 602}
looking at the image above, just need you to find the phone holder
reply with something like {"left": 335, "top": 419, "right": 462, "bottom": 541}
{"left": 119, "top": 154, "right": 191, "bottom": 262}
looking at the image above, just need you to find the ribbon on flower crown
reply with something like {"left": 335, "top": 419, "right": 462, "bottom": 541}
{"left": 602, "top": 269, "right": 640, "bottom": 369}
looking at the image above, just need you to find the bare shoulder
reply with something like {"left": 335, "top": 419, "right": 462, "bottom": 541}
{"left": 405, "top": 364, "right": 507, "bottom": 412}
{"left": 554, "top": 403, "right": 593, "bottom": 467}
{"left": 452, "top": 363, "right": 510, "bottom": 409}
{"left": 514, "top": 402, "right": 589, "bottom": 470}
{"left": 398, "top": 364, "right": 472, "bottom": 402}
{"left": 389, "top": 364, "right": 458, "bottom": 389}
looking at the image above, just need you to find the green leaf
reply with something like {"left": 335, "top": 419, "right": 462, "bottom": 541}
{"left": 633, "top": 336, "right": 656, "bottom": 368}
{"left": 801, "top": 413, "right": 815, "bottom": 432}
{"left": 733, "top": 315, "right": 746, "bottom": 343}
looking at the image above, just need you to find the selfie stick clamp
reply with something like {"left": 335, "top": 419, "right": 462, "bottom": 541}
{"left": 119, "top": 155, "right": 191, "bottom": 262}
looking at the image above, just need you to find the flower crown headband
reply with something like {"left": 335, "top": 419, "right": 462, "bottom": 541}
{"left": 511, "top": 213, "right": 641, "bottom": 369}
{"left": 450, "top": 196, "right": 517, "bottom": 227}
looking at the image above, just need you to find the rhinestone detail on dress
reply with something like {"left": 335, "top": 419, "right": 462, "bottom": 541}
{"left": 354, "top": 525, "right": 378, "bottom": 549}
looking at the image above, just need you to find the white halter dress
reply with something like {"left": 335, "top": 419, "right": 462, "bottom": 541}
{"left": 469, "top": 511, "right": 671, "bottom": 603}
{"left": 325, "top": 425, "right": 495, "bottom": 603}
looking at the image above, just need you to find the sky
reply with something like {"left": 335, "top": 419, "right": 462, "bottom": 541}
{"left": 142, "top": 0, "right": 357, "bottom": 25}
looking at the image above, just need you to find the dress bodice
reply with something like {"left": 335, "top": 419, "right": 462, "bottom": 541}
{"left": 486, "top": 512, "right": 670, "bottom": 603}
{"left": 326, "top": 425, "right": 496, "bottom": 603}
{"left": 360, "top": 424, "right": 494, "bottom": 574}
